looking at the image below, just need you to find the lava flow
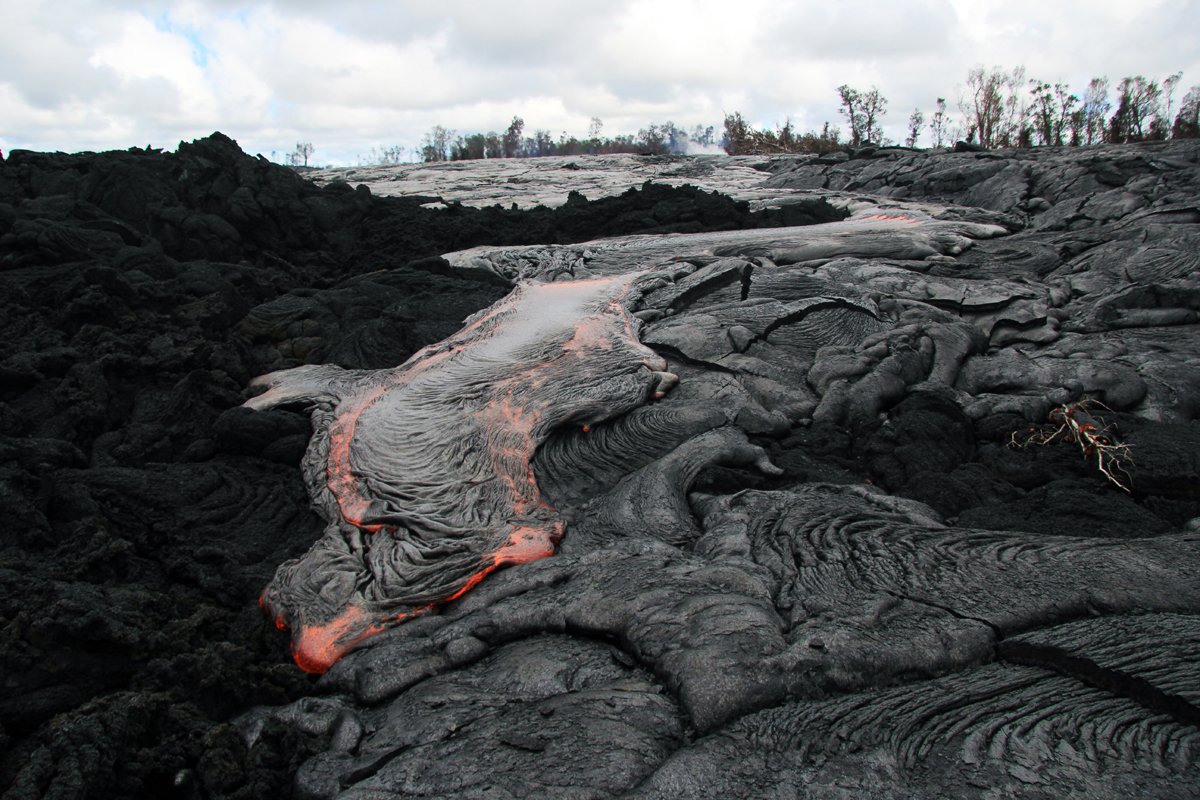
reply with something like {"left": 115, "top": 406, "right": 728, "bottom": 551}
{"left": 246, "top": 275, "right": 677, "bottom": 672}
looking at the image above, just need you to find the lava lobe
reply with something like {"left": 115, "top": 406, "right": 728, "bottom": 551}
{"left": 245, "top": 275, "right": 677, "bottom": 672}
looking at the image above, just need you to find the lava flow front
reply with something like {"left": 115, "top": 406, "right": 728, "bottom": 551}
{"left": 245, "top": 275, "right": 677, "bottom": 672}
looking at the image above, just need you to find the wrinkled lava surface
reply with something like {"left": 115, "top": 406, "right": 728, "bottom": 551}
{"left": 3, "top": 135, "right": 1200, "bottom": 800}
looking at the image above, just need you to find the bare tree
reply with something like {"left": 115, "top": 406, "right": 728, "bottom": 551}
{"left": 289, "top": 142, "right": 315, "bottom": 166}
{"left": 929, "top": 98, "right": 949, "bottom": 148}
{"left": 1162, "top": 72, "right": 1183, "bottom": 135}
{"left": 1054, "top": 83, "right": 1079, "bottom": 146}
{"left": 1083, "top": 77, "right": 1110, "bottom": 145}
{"left": 838, "top": 85, "right": 864, "bottom": 145}
{"left": 1173, "top": 86, "right": 1200, "bottom": 139}
{"left": 421, "top": 126, "right": 455, "bottom": 162}
{"left": 960, "top": 66, "right": 1003, "bottom": 147}
{"left": 959, "top": 66, "right": 1030, "bottom": 148}
{"left": 691, "top": 124, "right": 715, "bottom": 147}
{"left": 999, "top": 66, "right": 1029, "bottom": 147}
{"left": 1030, "top": 80, "right": 1078, "bottom": 146}
{"left": 839, "top": 85, "right": 887, "bottom": 145}
{"left": 587, "top": 117, "right": 603, "bottom": 139}
{"left": 905, "top": 108, "right": 924, "bottom": 148}
{"left": 1109, "top": 76, "right": 1162, "bottom": 142}
{"left": 362, "top": 145, "right": 406, "bottom": 165}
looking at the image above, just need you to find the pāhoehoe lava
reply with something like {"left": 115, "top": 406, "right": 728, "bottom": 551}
{"left": 7, "top": 136, "right": 1200, "bottom": 800}
{"left": 245, "top": 211, "right": 1002, "bottom": 674}
{"left": 242, "top": 202, "right": 1200, "bottom": 799}
{"left": 245, "top": 206, "right": 1200, "bottom": 710}
{"left": 246, "top": 275, "right": 682, "bottom": 672}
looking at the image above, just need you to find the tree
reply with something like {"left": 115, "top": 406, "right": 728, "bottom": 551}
{"left": 1068, "top": 108, "right": 1086, "bottom": 146}
{"left": 665, "top": 122, "right": 690, "bottom": 154}
{"left": 959, "top": 66, "right": 1029, "bottom": 148}
{"left": 503, "top": 116, "right": 525, "bottom": 158}
{"left": 720, "top": 112, "right": 840, "bottom": 155}
{"left": 1109, "top": 76, "right": 1161, "bottom": 142}
{"left": 451, "top": 133, "right": 487, "bottom": 161}
{"left": 637, "top": 124, "right": 667, "bottom": 154}
{"left": 723, "top": 112, "right": 752, "bottom": 154}
{"left": 1030, "top": 80, "right": 1055, "bottom": 145}
{"left": 485, "top": 132, "right": 503, "bottom": 159}
{"left": 588, "top": 117, "right": 603, "bottom": 140}
{"left": 1054, "top": 83, "right": 1079, "bottom": 146}
{"left": 838, "top": 85, "right": 863, "bottom": 145}
{"left": 1029, "top": 80, "right": 1077, "bottom": 146}
{"left": 999, "top": 67, "right": 1029, "bottom": 148}
{"left": 960, "top": 66, "right": 1004, "bottom": 148}
{"left": 289, "top": 142, "right": 314, "bottom": 166}
{"left": 1174, "top": 86, "right": 1200, "bottom": 139}
{"left": 530, "top": 129, "right": 553, "bottom": 157}
{"left": 905, "top": 108, "right": 925, "bottom": 148}
{"left": 556, "top": 131, "right": 583, "bottom": 157}
{"left": 929, "top": 98, "right": 949, "bottom": 148}
{"left": 1082, "top": 78, "right": 1110, "bottom": 145}
{"left": 1162, "top": 72, "right": 1183, "bottom": 135}
{"left": 777, "top": 119, "right": 796, "bottom": 151}
{"left": 838, "top": 84, "right": 887, "bottom": 146}
{"left": 856, "top": 86, "right": 887, "bottom": 144}
{"left": 817, "top": 122, "right": 841, "bottom": 149}
{"left": 421, "top": 125, "right": 455, "bottom": 162}
{"left": 362, "top": 145, "right": 405, "bottom": 165}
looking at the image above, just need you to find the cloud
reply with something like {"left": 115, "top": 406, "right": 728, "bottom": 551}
{"left": 773, "top": 0, "right": 957, "bottom": 60}
{"left": 89, "top": 12, "right": 215, "bottom": 119}
{"left": 0, "top": 1, "right": 124, "bottom": 110}
{"left": 1, "top": 0, "right": 1197, "bottom": 162}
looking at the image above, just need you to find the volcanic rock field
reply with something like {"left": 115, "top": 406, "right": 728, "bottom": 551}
{"left": 2, "top": 134, "right": 1199, "bottom": 799}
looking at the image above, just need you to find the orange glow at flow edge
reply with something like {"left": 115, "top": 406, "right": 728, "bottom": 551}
{"left": 287, "top": 526, "right": 561, "bottom": 674}
{"left": 291, "top": 606, "right": 386, "bottom": 674}
{"left": 443, "top": 525, "right": 561, "bottom": 603}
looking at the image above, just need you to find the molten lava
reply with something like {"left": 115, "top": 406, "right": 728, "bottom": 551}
{"left": 245, "top": 276, "right": 677, "bottom": 672}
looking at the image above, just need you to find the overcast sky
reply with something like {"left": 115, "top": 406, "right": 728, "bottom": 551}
{"left": 3, "top": 0, "right": 1198, "bottom": 165}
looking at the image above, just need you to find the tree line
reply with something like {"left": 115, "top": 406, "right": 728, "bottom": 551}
{"left": 727, "top": 67, "right": 1199, "bottom": 155}
{"left": 295, "top": 66, "right": 1200, "bottom": 166}
{"left": 952, "top": 67, "right": 1197, "bottom": 149}
{"left": 412, "top": 116, "right": 720, "bottom": 162}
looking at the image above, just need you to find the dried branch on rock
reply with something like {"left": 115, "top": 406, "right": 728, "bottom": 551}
{"left": 1009, "top": 400, "right": 1134, "bottom": 492}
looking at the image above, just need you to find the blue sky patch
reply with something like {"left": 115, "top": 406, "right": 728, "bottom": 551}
{"left": 153, "top": 12, "right": 212, "bottom": 68}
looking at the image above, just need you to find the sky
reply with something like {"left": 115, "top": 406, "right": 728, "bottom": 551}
{"left": 2, "top": 0, "right": 1198, "bottom": 165}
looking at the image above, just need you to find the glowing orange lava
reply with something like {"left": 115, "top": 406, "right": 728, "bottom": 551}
{"left": 250, "top": 274, "right": 674, "bottom": 673}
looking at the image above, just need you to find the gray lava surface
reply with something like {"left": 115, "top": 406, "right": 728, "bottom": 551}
{"left": 2, "top": 137, "right": 1200, "bottom": 800}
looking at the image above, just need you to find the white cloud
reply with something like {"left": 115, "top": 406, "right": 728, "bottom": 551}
{"left": 89, "top": 12, "right": 216, "bottom": 121}
{"left": 0, "top": 0, "right": 1197, "bottom": 162}
{"left": 773, "top": 0, "right": 957, "bottom": 60}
